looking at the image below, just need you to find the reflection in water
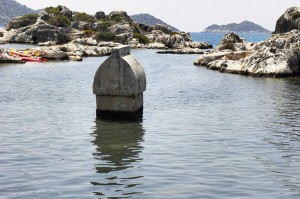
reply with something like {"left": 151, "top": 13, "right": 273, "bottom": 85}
{"left": 90, "top": 120, "right": 145, "bottom": 198}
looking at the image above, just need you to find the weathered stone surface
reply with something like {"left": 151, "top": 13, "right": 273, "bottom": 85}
{"left": 194, "top": 30, "right": 300, "bottom": 77}
{"left": 108, "top": 23, "right": 133, "bottom": 34}
{"left": 220, "top": 32, "right": 243, "bottom": 44}
{"left": 93, "top": 45, "right": 146, "bottom": 119}
{"left": 187, "top": 42, "right": 213, "bottom": 49}
{"left": 5, "top": 20, "right": 69, "bottom": 44}
{"left": 71, "top": 21, "right": 93, "bottom": 31}
{"left": 146, "top": 30, "right": 192, "bottom": 48}
{"left": 274, "top": 7, "right": 300, "bottom": 33}
{"left": 108, "top": 11, "right": 132, "bottom": 22}
{"left": 6, "top": 16, "right": 37, "bottom": 31}
{"left": 146, "top": 42, "right": 167, "bottom": 49}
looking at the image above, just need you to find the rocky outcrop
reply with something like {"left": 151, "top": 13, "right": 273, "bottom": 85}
{"left": 2, "top": 6, "right": 213, "bottom": 60}
{"left": 194, "top": 30, "right": 300, "bottom": 77}
{"left": 6, "top": 15, "right": 37, "bottom": 31}
{"left": 5, "top": 20, "right": 69, "bottom": 44}
{"left": 274, "top": 7, "right": 300, "bottom": 33}
{"left": 146, "top": 30, "right": 212, "bottom": 50}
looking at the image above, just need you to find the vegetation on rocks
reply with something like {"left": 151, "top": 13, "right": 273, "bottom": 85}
{"left": 95, "top": 32, "right": 118, "bottom": 42}
{"left": 74, "top": 12, "right": 96, "bottom": 22}
{"left": 20, "top": 14, "right": 39, "bottom": 20}
{"left": 133, "top": 33, "right": 149, "bottom": 44}
{"left": 45, "top": 6, "right": 63, "bottom": 15}
{"left": 46, "top": 15, "right": 71, "bottom": 27}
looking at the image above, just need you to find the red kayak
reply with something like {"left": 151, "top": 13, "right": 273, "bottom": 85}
{"left": 21, "top": 57, "right": 47, "bottom": 62}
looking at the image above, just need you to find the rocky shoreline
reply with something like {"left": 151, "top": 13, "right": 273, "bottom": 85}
{"left": 194, "top": 7, "right": 300, "bottom": 78}
{"left": 0, "top": 6, "right": 212, "bottom": 63}
{"left": 1, "top": 6, "right": 300, "bottom": 78}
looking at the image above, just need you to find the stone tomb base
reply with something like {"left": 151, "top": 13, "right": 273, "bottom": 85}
{"left": 96, "top": 94, "right": 143, "bottom": 121}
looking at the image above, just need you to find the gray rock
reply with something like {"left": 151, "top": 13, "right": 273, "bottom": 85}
{"left": 108, "top": 11, "right": 132, "bottom": 22}
{"left": 71, "top": 21, "right": 93, "bottom": 31}
{"left": 6, "top": 16, "right": 37, "bottom": 31}
{"left": 95, "top": 11, "right": 106, "bottom": 20}
{"left": 146, "top": 30, "right": 192, "bottom": 48}
{"left": 5, "top": 21, "right": 69, "bottom": 44}
{"left": 274, "top": 7, "right": 300, "bottom": 33}
{"left": 61, "top": 7, "right": 73, "bottom": 19}
{"left": 187, "top": 42, "right": 213, "bottom": 49}
{"left": 146, "top": 42, "right": 167, "bottom": 49}
{"left": 108, "top": 23, "right": 133, "bottom": 34}
{"left": 194, "top": 30, "right": 300, "bottom": 77}
{"left": 42, "top": 47, "right": 69, "bottom": 60}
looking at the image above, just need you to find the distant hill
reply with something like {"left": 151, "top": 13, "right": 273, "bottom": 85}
{"left": 130, "top": 13, "right": 179, "bottom": 32}
{"left": 202, "top": 21, "right": 271, "bottom": 33}
{"left": 0, "top": 0, "right": 37, "bottom": 27}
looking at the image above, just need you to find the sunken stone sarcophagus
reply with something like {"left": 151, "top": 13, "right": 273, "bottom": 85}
{"left": 93, "top": 45, "right": 146, "bottom": 120}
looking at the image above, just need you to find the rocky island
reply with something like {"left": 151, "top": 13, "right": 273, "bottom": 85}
{"left": 202, "top": 20, "right": 271, "bottom": 33}
{"left": 194, "top": 7, "right": 300, "bottom": 77}
{"left": 0, "top": 5, "right": 212, "bottom": 62}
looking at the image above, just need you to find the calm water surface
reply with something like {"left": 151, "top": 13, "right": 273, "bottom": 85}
{"left": 191, "top": 32, "right": 271, "bottom": 47}
{"left": 1, "top": 49, "right": 300, "bottom": 198}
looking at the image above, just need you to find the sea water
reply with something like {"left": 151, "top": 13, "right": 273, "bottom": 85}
{"left": 191, "top": 32, "right": 271, "bottom": 46}
{"left": 1, "top": 34, "right": 300, "bottom": 199}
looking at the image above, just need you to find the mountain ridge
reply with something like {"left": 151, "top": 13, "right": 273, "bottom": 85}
{"left": 130, "top": 13, "right": 179, "bottom": 32}
{"left": 0, "top": 0, "right": 37, "bottom": 27}
{"left": 202, "top": 20, "right": 271, "bottom": 33}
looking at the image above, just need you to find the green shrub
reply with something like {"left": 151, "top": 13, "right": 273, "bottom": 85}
{"left": 95, "top": 32, "right": 118, "bottom": 42}
{"left": 110, "top": 15, "right": 122, "bottom": 22}
{"left": 47, "top": 15, "right": 71, "bottom": 27}
{"left": 45, "top": 6, "right": 63, "bottom": 15}
{"left": 20, "top": 14, "right": 39, "bottom": 20}
{"left": 95, "top": 21, "right": 113, "bottom": 32}
{"left": 74, "top": 12, "right": 96, "bottom": 22}
{"left": 133, "top": 33, "right": 149, "bottom": 44}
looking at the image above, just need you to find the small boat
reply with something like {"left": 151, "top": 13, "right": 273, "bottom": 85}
{"left": 9, "top": 50, "right": 47, "bottom": 62}
{"left": 21, "top": 57, "right": 47, "bottom": 62}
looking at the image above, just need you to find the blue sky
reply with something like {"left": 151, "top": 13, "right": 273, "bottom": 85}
{"left": 16, "top": 0, "right": 299, "bottom": 32}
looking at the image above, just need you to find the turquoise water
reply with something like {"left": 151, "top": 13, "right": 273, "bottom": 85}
{"left": 1, "top": 46, "right": 300, "bottom": 198}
